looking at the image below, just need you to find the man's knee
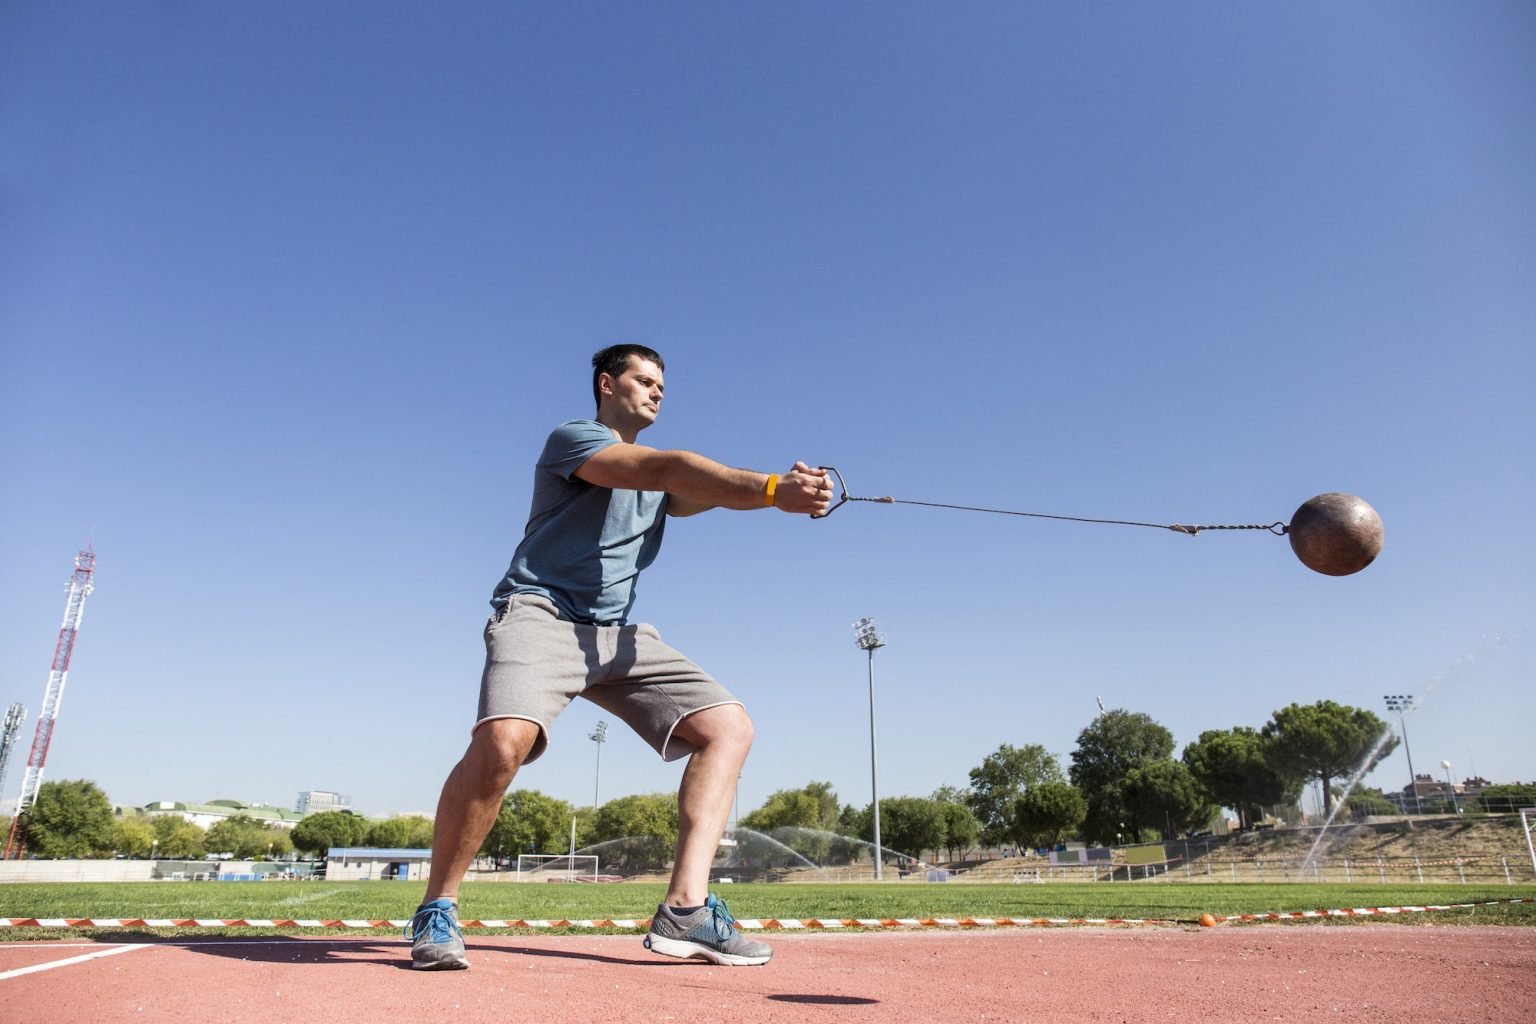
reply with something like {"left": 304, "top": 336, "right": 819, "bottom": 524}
{"left": 725, "top": 708, "right": 756, "bottom": 751}
{"left": 466, "top": 718, "right": 541, "bottom": 783}
{"left": 680, "top": 704, "right": 754, "bottom": 754}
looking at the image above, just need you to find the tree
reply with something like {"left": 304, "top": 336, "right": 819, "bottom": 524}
{"left": 853, "top": 797, "right": 946, "bottom": 866}
{"left": 590, "top": 793, "right": 677, "bottom": 872}
{"left": 1261, "top": 701, "right": 1397, "bottom": 818}
{"left": 23, "top": 779, "right": 116, "bottom": 858}
{"left": 929, "top": 785, "right": 969, "bottom": 806}
{"left": 482, "top": 790, "right": 576, "bottom": 863}
{"left": 571, "top": 805, "right": 598, "bottom": 854}
{"left": 966, "top": 744, "right": 1065, "bottom": 846}
{"left": 365, "top": 815, "right": 435, "bottom": 849}
{"left": 1069, "top": 710, "right": 1174, "bottom": 845}
{"left": 112, "top": 816, "right": 155, "bottom": 858}
{"left": 291, "top": 810, "right": 370, "bottom": 856}
{"left": 937, "top": 801, "right": 979, "bottom": 859}
{"left": 740, "top": 782, "right": 843, "bottom": 863}
{"left": 742, "top": 782, "right": 841, "bottom": 833}
{"left": 265, "top": 830, "right": 294, "bottom": 859}
{"left": 151, "top": 815, "right": 207, "bottom": 858}
{"left": 1121, "top": 760, "right": 1215, "bottom": 839}
{"left": 204, "top": 815, "right": 260, "bottom": 857}
{"left": 1013, "top": 781, "right": 1087, "bottom": 849}
{"left": 204, "top": 815, "right": 292, "bottom": 859}
{"left": 824, "top": 804, "right": 872, "bottom": 866}
{"left": 1182, "top": 727, "right": 1298, "bottom": 829}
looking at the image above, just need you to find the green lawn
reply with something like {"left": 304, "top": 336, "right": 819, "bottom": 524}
{"left": 1, "top": 880, "right": 1532, "bottom": 938}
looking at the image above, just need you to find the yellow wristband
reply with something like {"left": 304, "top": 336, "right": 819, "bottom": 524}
{"left": 764, "top": 473, "right": 779, "bottom": 506}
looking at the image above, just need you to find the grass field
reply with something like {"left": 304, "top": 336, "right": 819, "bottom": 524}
{"left": 1, "top": 880, "right": 1533, "bottom": 938}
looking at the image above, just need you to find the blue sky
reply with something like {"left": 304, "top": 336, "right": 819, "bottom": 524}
{"left": 3, "top": 2, "right": 1532, "bottom": 825}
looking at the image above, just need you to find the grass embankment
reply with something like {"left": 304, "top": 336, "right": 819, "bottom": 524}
{"left": 1, "top": 880, "right": 1533, "bottom": 939}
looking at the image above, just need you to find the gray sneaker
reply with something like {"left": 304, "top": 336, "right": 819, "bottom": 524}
{"left": 407, "top": 898, "right": 469, "bottom": 970}
{"left": 643, "top": 894, "right": 772, "bottom": 966}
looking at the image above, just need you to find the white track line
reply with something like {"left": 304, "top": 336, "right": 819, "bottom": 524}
{"left": 276, "top": 887, "right": 345, "bottom": 907}
{"left": 0, "top": 943, "right": 153, "bottom": 981}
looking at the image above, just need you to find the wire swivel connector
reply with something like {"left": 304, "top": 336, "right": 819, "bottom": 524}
{"left": 811, "top": 466, "right": 853, "bottom": 519}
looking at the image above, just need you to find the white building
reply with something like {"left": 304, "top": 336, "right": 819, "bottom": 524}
{"left": 142, "top": 799, "right": 302, "bottom": 830}
{"left": 297, "top": 790, "right": 353, "bottom": 815}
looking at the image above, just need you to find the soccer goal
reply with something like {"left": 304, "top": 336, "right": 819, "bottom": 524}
{"left": 515, "top": 853, "right": 600, "bottom": 882}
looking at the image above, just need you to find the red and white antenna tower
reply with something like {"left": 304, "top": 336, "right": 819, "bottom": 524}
{"left": 4, "top": 546, "right": 97, "bottom": 859}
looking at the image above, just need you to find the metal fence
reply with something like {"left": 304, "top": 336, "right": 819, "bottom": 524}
{"left": 998, "top": 853, "right": 1533, "bottom": 885}
{"left": 804, "top": 818, "right": 1536, "bottom": 885}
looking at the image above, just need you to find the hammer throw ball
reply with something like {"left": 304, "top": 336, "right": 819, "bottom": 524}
{"left": 1287, "top": 493, "right": 1384, "bottom": 576}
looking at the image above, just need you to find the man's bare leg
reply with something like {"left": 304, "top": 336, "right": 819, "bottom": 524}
{"left": 424, "top": 717, "right": 541, "bottom": 904}
{"left": 643, "top": 704, "right": 770, "bottom": 965}
{"left": 664, "top": 704, "right": 754, "bottom": 907}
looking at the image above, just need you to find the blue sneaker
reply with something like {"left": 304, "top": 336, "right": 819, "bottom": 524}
{"left": 643, "top": 894, "right": 772, "bottom": 966}
{"left": 407, "top": 898, "right": 468, "bottom": 970}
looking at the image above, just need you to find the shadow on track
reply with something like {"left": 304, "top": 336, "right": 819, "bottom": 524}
{"left": 768, "top": 994, "right": 880, "bottom": 1005}
{"left": 77, "top": 932, "right": 682, "bottom": 970}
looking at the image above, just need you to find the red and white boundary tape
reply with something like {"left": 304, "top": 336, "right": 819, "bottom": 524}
{"left": 1209, "top": 897, "right": 1532, "bottom": 924}
{"left": 0, "top": 916, "right": 1150, "bottom": 929}
{"left": 0, "top": 899, "right": 1528, "bottom": 930}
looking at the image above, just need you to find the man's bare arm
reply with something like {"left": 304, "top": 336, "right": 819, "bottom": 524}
{"left": 575, "top": 445, "right": 831, "bottom": 516}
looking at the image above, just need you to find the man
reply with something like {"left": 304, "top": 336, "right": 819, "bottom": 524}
{"left": 408, "top": 344, "right": 832, "bottom": 970}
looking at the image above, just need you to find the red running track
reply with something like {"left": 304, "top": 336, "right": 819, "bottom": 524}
{"left": 2, "top": 926, "right": 1532, "bottom": 1023}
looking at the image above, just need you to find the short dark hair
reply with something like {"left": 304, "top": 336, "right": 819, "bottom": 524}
{"left": 591, "top": 344, "right": 665, "bottom": 409}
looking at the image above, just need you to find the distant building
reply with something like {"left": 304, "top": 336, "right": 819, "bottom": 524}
{"left": 141, "top": 798, "right": 303, "bottom": 830}
{"left": 325, "top": 847, "right": 431, "bottom": 881}
{"left": 1384, "top": 774, "right": 1494, "bottom": 813}
{"left": 297, "top": 790, "right": 352, "bottom": 816}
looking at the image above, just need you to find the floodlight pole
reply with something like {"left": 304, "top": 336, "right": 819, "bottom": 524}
{"left": 590, "top": 720, "right": 608, "bottom": 810}
{"left": 1383, "top": 695, "right": 1422, "bottom": 815}
{"left": 854, "top": 618, "right": 886, "bottom": 881}
{"left": 570, "top": 720, "right": 608, "bottom": 877}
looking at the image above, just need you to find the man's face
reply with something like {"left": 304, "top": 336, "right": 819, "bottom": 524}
{"left": 603, "top": 356, "right": 665, "bottom": 426}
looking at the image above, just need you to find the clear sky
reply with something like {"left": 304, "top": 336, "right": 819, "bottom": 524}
{"left": 3, "top": 2, "right": 1532, "bottom": 825}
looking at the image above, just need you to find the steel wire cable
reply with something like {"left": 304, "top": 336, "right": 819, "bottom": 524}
{"left": 815, "top": 467, "right": 1288, "bottom": 536}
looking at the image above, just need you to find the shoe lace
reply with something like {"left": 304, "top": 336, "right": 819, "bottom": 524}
{"left": 709, "top": 898, "right": 738, "bottom": 941}
{"left": 407, "top": 903, "right": 460, "bottom": 943}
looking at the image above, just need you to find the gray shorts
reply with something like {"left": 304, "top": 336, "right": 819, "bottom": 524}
{"left": 476, "top": 594, "right": 742, "bottom": 764}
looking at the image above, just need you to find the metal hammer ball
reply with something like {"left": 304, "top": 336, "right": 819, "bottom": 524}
{"left": 1287, "top": 493, "right": 1383, "bottom": 576}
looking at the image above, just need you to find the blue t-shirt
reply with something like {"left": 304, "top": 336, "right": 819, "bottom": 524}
{"left": 490, "top": 419, "right": 669, "bottom": 625}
